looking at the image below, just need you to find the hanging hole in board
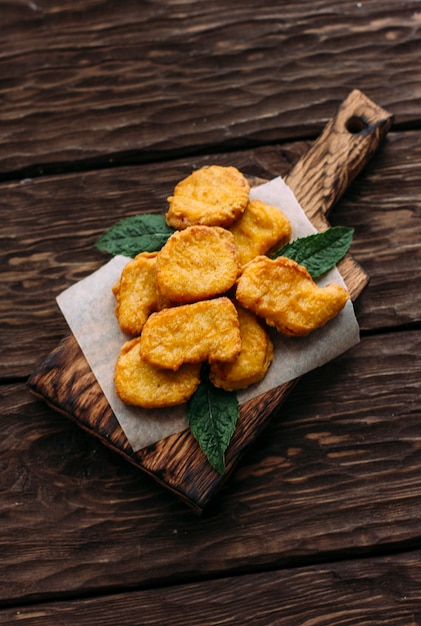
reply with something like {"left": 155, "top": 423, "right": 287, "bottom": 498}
{"left": 345, "top": 115, "right": 369, "bottom": 134}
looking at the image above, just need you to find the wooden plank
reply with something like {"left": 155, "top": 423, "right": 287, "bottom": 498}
{"left": 2, "top": 129, "right": 421, "bottom": 380}
{"left": 0, "top": 0, "right": 419, "bottom": 174}
{"left": 27, "top": 91, "right": 392, "bottom": 512}
{"left": 1, "top": 550, "right": 420, "bottom": 625}
{"left": 324, "top": 128, "right": 421, "bottom": 332}
{"left": 1, "top": 329, "right": 421, "bottom": 601}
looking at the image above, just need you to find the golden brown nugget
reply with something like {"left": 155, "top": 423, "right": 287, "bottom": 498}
{"left": 113, "top": 252, "right": 168, "bottom": 336}
{"left": 166, "top": 165, "right": 250, "bottom": 229}
{"left": 115, "top": 337, "right": 201, "bottom": 408}
{"left": 156, "top": 225, "right": 240, "bottom": 303}
{"left": 210, "top": 307, "right": 274, "bottom": 391}
{"left": 140, "top": 297, "right": 241, "bottom": 370}
{"left": 229, "top": 198, "right": 292, "bottom": 266}
{"left": 236, "top": 256, "right": 349, "bottom": 336}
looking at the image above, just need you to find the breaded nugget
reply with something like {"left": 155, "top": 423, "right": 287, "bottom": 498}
{"left": 236, "top": 256, "right": 349, "bottom": 336}
{"left": 229, "top": 198, "right": 292, "bottom": 266}
{"left": 115, "top": 337, "right": 201, "bottom": 408}
{"left": 210, "top": 306, "right": 273, "bottom": 391}
{"left": 156, "top": 225, "right": 240, "bottom": 303}
{"left": 166, "top": 165, "right": 250, "bottom": 229}
{"left": 140, "top": 297, "right": 241, "bottom": 370}
{"left": 112, "top": 252, "right": 169, "bottom": 336}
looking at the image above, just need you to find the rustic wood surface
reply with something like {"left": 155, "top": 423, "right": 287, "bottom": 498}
{"left": 0, "top": 0, "right": 420, "bottom": 176}
{"left": 0, "top": 0, "right": 420, "bottom": 623}
{"left": 1, "top": 551, "right": 420, "bottom": 625}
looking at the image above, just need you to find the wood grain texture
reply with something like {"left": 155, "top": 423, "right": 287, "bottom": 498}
{"left": 28, "top": 91, "right": 390, "bottom": 512}
{"left": 1, "top": 552, "right": 421, "bottom": 625}
{"left": 2, "top": 130, "right": 420, "bottom": 380}
{"left": 285, "top": 89, "right": 392, "bottom": 293}
{"left": 2, "top": 330, "right": 421, "bottom": 602}
{"left": 0, "top": 0, "right": 420, "bottom": 174}
{"left": 325, "top": 129, "right": 421, "bottom": 331}
{"left": 0, "top": 0, "right": 420, "bottom": 618}
{"left": 286, "top": 90, "right": 393, "bottom": 223}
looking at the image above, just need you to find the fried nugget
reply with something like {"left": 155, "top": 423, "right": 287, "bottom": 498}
{"left": 112, "top": 252, "right": 169, "bottom": 336}
{"left": 156, "top": 225, "right": 240, "bottom": 303}
{"left": 140, "top": 297, "right": 241, "bottom": 370}
{"left": 115, "top": 337, "right": 201, "bottom": 408}
{"left": 236, "top": 256, "right": 349, "bottom": 336}
{"left": 229, "top": 198, "right": 292, "bottom": 266}
{"left": 209, "top": 306, "right": 273, "bottom": 391}
{"left": 166, "top": 165, "right": 250, "bottom": 229}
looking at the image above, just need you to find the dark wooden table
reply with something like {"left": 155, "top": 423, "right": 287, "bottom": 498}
{"left": 1, "top": 2, "right": 421, "bottom": 624}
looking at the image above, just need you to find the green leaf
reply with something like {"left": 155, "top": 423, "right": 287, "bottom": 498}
{"left": 272, "top": 226, "right": 354, "bottom": 280}
{"left": 96, "top": 214, "right": 175, "bottom": 257}
{"left": 187, "top": 372, "right": 239, "bottom": 475}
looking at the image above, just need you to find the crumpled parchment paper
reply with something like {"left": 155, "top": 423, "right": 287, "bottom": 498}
{"left": 56, "top": 176, "right": 360, "bottom": 451}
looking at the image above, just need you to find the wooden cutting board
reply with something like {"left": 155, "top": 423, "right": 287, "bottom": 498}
{"left": 28, "top": 90, "right": 393, "bottom": 513}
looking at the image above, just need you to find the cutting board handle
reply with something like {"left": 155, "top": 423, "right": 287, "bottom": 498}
{"left": 285, "top": 89, "right": 394, "bottom": 228}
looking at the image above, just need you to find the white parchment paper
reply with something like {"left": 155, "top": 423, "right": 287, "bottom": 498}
{"left": 56, "top": 176, "right": 360, "bottom": 451}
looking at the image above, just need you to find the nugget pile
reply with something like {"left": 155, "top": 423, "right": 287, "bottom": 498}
{"left": 113, "top": 165, "right": 349, "bottom": 408}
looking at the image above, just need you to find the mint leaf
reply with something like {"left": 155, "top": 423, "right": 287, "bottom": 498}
{"left": 187, "top": 373, "right": 239, "bottom": 475}
{"left": 272, "top": 226, "right": 354, "bottom": 280}
{"left": 96, "top": 214, "right": 175, "bottom": 257}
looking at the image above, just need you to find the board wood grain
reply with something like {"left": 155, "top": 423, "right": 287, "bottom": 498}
{"left": 28, "top": 91, "right": 392, "bottom": 512}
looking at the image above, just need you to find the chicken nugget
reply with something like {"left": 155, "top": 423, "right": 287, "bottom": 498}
{"left": 210, "top": 306, "right": 273, "bottom": 391}
{"left": 115, "top": 337, "right": 201, "bottom": 408}
{"left": 156, "top": 225, "right": 240, "bottom": 303}
{"left": 140, "top": 297, "right": 241, "bottom": 370}
{"left": 229, "top": 198, "right": 292, "bottom": 266}
{"left": 236, "top": 256, "right": 349, "bottom": 336}
{"left": 166, "top": 165, "right": 250, "bottom": 229}
{"left": 112, "top": 252, "right": 169, "bottom": 336}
